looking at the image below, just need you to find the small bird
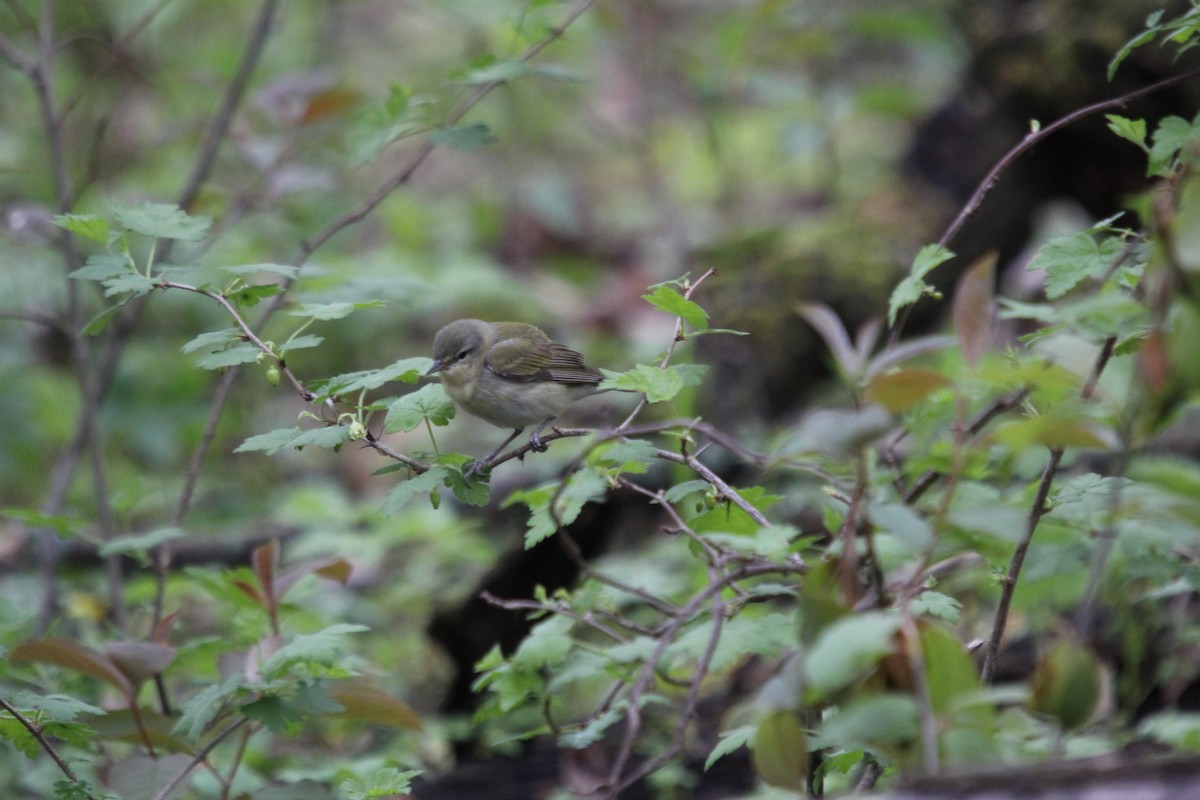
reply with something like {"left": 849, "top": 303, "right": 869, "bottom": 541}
{"left": 426, "top": 319, "right": 607, "bottom": 464}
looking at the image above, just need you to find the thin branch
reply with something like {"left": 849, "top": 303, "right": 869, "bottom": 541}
{"left": 901, "top": 614, "right": 939, "bottom": 776}
{"left": 299, "top": 0, "right": 596, "bottom": 260}
{"left": 980, "top": 445, "right": 1063, "bottom": 684}
{"left": 151, "top": 717, "right": 251, "bottom": 800}
{"left": 0, "top": 698, "right": 99, "bottom": 800}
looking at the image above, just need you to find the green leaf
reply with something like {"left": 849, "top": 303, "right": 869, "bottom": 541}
{"left": 258, "top": 623, "right": 369, "bottom": 680}
{"left": 429, "top": 123, "right": 497, "bottom": 152}
{"left": 888, "top": 243, "right": 953, "bottom": 325}
{"left": 0, "top": 508, "right": 83, "bottom": 537}
{"left": 804, "top": 611, "right": 899, "bottom": 699}
{"left": 689, "top": 486, "right": 780, "bottom": 536}
{"left": 289, "top": 301, "right": 383, "bottom": 321}
{"left": 1106, "top": 114, "right": 1147, "bottom": 150}
{"left": 1027, "top": 230, "right": 1126, "bottom": 299}
{"left": 752, "top": 709, "right": 808, "bottom": 791}
{"left": 705, "top": 724, "right": 756, "bottom": 771}
{"left": 339, "top": 768, "right": 421, "bottom": 800}
{"left": 381, "top": 467, "right": 446, "bottom": 515}
{"left": 506, "top": 468, "right": 609, "bottom": 548}
{"left": 817, "top": 693, "right": 918, "bottom": 750}
{"left": 102, "top": 272, "right": 157, "bottom": 297}
{"left": 459, "top": 59, "right": 532, "bottom": 84}
{"left": 98, "top": 527, "right": 186, "bottom": 564}
{"left": 384, "top": 384, "right": 455, "bottom": 432}
{"left": 220, "top": 263, "right": 300, "bottom": 279}
{"left": 319, "top": 357, "right": 431, "bottom": 397}
{"left": 288, "top": 425, "right": 352, "bottom": 451}
{"left": 235, "top": 427, "right": 304, "bottom": 455}
{"left": 910, "top": 591, "right": 962, "bottom": 624}
{"left": 642, "top": 285, "right": 709, "bottom": 329}
{"left": 1137, "top": 712, "right": 1200, "bottom": 752}
{"left": 81, "top": 303, "right": 127, "bottom": 336}
{"left": 445, "top": 467, "right": 490, "bottom": 506}
{"left": 604, "top": 363, "right": 705, "bottom": 403}
{"left": 1149, "top": 113, "right": 1200, "bottom": 177}
{"left": 195, "top": 343, "right": 262, "bottom": 369}
{"left": 227, "top": 284, "right": 282, "bottom": 307}
{"left": 5, "top": 690, "right": 105, "bottom": 723}
{"left": 112, "top": 201, "right": 211, "bottom": 242}
{"left": 869, "top": 501, "right": 933, "bottom": 551}
{"left": 512, "top": 615, "right": 574, "bottom": 669}
{"left": 70, "top": 254, "right": 131, "bottom": 282}
{"left": 172, "top": 676, "right": 241, "bottom": 741}
{"left": 277, "top": 334, "right": 324, "bottom": 353}
{"left": 53, "top": 213, "right": 111, "bottom": 244}
{"left": 181, "top": 328, "right": 241, "bottom": 354}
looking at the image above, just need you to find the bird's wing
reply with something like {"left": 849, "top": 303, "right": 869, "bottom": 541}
{"left": 487, "top": 337, "right": 602, "bottom": 385}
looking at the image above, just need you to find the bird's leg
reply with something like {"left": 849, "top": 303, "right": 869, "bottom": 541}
{"left": 466, "top": 427, "right": 525, "bottom": 478}
{"left": 528, "top": 417, "right": 555, "bottom": 453}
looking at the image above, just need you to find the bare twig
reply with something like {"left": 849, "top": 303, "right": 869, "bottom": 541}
{"left": 151, "top": 717, "right": 252, "bottom": 800}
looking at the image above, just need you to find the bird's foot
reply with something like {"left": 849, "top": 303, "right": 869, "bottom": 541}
{"left": 463, "top": 459, "right": 493, "bottom": 480}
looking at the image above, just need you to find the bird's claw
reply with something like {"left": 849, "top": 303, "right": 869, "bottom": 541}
{"left": 464, "top": 459, "right": 493, "bottom": 480}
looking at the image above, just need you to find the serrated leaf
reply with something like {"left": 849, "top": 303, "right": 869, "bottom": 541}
{"left": 112, "top": 201, "right": 211, "bottom": 242}
{"left": 53, "top": 213, "right": 111, "bottom": 244}
{"left": 235, "top": 427, "right": 303, "bottom": 455}
{"left": 1149, "top": 113, "right": 1200, "bottom": 177}
{"left": 288, "top": 425, "right": 352, "bottom": 451}
{"left": 70, "top": 254, "right": 132, "bottom": 282}
{"left": 227, "top": 283, "right": 282, "bottom": 307}
{"left": 258, "top": 624, "right": 369, "bottom": 680}
{"left": 642, "top": 285, "right": 709, "bottom": 329}
{"left": 384, "top": 384, "right": 455, "bottom": 432}
{"left": 445, "top": 467, "right": 490, "bottom": 506}
{"left": 381, "top": 467, "right": 446, "bottom": 515}
{"left": 1106, "top": 114, "right": 1147, "bottom": 149}
{"left": 181, "top": 329, "right": 241, "bottom": 354}
{"left": 706, "top": 724, "right": 756, "bottom": 771}
{"left": 605, "top": 363, "right": 705, "bottom": 403}
{"left": 1028, "top": 230, "right": 1126, "bottom": 299}
{"left": 319, "top": 357, "right": 431, "bottom": 396}
{"left": 429, "top": 123, "right": 497, "bottom": 152}
{"left": 194, "top": 343, "right": 262, "bottom": 369}
{"left": 103, "top": 272, "right": 157, "bottom": 297}
{"left": 889, "top": 244, "right": 953, "bottom": 325}
{"left": 172, "top": 676, "right": 240, "bottom": 741}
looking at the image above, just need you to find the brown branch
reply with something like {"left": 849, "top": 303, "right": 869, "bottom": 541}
{"left": 151, "top": 717, "right": 251, "bottom": 800}
{"left": 0, "top": 697, "right": 99, "bottom": 800}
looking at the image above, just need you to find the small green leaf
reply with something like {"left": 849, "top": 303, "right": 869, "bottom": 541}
{"left": 459, "top": 59, "right": 532, "bottom": 84}
{"left": 752, "top": 709, "right": 808, "bottom": 791}
{"left": 98, "top": 527, "right": 187, "bottom": 564}
{"left": 320, "top": 357, "right": 431, "bottom": 397}
{"left": 289, "top": 301, "right": 379, "bottom": 321}
{"left": 53, "top": 213, "right": 111, "bottom": 244}
{"left": 384, "top": 384, "right": 455, "bottom": 432}
{"left": 705, "top": 724, "right": 756, "bottom": 771}
{"left": 288, "top": 425, "right": 352, "bottom": 451}
{"left": 642, "top": 285, "right": 709, "bottom": 329}
{"left": 112, "top": 201, "right": 211, "bottom": 242}
{"left": 227, "top": 284, "right": 282, "bottom": 307}
{"left": 445, "top": 468, "right": 490, "bottom": 506}
{"left": 888, "top": 243, "right": 953, "bottom": 325}
{"left": 80, "top": 303, "right": 127, "bottom": 336}
{"left": 1149, "top": 113, "right": 1200, "bottom": 177}
{"left": 1106, "top": 114, "right": 1148, "bottom": 150}
{"left": 869, "top": 501, "right": 934, "bottom": 551}
{"left": 429, "top": 123, "right": 497, "bottom": 152}
{"left": 277, "top": 334, "right": 324, "bottom": 353}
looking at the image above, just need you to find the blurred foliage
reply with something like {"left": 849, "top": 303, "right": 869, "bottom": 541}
{"left": 3, "top": 1, "right": 1200, "bottom": 799}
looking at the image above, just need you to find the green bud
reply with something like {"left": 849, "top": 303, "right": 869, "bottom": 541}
{"left": 265, "top": 365, "right": 281, "bottom": 387}
{"left": 347, "top": 421, "right": 367, "bottom": 441}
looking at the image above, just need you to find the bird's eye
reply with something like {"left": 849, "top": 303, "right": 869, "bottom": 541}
{"left": 456, "top": 349, "right": 469, "bottom": 361}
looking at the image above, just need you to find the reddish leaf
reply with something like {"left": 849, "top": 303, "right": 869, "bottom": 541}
{"left": 1139, "top": 328, "right": 1170, "bottom": 394}
{"left": 274, "top": 556, "right": 354, "bottom": 601}
{"left": 152, "top": 611, "right": 180, "bottom": 644}
{"left": 327, "top": 680, "right": 422, "bottom": 730}
{"left": 952, "top": 252, "right": 997, "bottom": 369}
{"left": 865, "top": 368, "right": 950, "bottom": 413}
{"left": 231, "top": 579, "right": 266, "bottom": 609}
{"left": 10, "top": 638, "right": 132, "bottom": 696}
{"left": 103, "top": 641, "right": 177, "bottom": 686}
{"left": 252, "top": 539, "right": 279, "bottom": 616}
{"left": 301, "top": 87, "right": 360, "bottom": 124}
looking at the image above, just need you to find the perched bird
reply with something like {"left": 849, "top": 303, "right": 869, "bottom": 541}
{"left": 426, "top": 319, "right": 607, "bottom": 463}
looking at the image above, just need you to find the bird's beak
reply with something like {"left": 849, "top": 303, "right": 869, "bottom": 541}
{"left": 425, "top": 359, "right": 445, "bottom": 377}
